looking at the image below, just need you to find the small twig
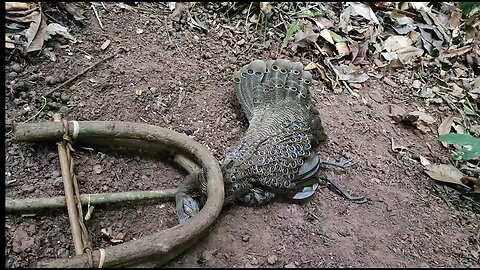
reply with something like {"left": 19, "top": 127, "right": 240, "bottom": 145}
{"left": 166, "top": 30, "right": 186, "bottom": 58}
{"left": 100, "top": 2, "right": 107, "bottom": 10}
{"left": 5, "top": 179, "right": 18, "bottom": 188}
{"left": 91, "top": 3, "right": 104, "bottom": 29}
{"left": 245, "top": 2, "right": 253, "bottom": 39}
{"left": 43, "top": 48, "right": 126, "bottom": 98}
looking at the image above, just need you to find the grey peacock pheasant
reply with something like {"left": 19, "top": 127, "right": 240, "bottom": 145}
{"left": 176, "top": 59, "right": 366, "bottom": 224}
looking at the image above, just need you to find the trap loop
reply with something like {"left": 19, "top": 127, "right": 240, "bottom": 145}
{"left": 13, "top": 119, "right": 225, "bottom": 268}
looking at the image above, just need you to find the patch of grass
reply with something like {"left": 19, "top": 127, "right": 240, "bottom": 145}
{"left": 278, "top": 20, "right": 299, "bottom": 56}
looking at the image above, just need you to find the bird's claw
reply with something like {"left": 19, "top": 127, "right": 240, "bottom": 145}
{"left": 342, "top": 192, "right": 368, "bottom": 204}
{"left": 239, "top": 187, "right": 276, "bottom": 206}
{"left": 319, "top": 157, "right": 357, "bottom": 169}
{"left": 176, "top": 194, "right": 201, "bottom": 224}
{"left": 323, "top": 176, "right": 368, "bottom": 204}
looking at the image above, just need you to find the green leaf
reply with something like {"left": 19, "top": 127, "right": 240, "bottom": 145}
{"left": 438, "top": 133, "right": 480, "bottom": 160}
{"left": 463, "top": 104, "right": 478, "bottom": 116}
{"left": 328, "top": 30, "right": 346, "bottom": 43}
{"left": 438, "top": 133, "right": 480, "bottom": 145}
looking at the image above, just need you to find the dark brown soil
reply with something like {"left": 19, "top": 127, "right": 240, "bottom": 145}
{"left": 4, "top": 2, "right": 479, "bottom": 268}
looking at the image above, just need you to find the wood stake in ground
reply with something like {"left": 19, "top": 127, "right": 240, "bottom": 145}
{"left": 53, "top": 114, "right": 84, "bottom": 255}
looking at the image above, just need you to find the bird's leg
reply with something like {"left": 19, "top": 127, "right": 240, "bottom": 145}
{"left": 318, "top": 157, "right": 357, "bottom": 169}
{"left": 238, "top": 187, "right": 276, "bottom": 207}
{"left": 318, "top": 171, "right": 367, "bottom": 204}
{"left": 175, "top": 170, "right": 207, "bottom": 224}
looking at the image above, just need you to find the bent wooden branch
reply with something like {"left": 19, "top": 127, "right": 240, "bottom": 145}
{"left": 14, "top": 120, "right": 224, "bottom": 268}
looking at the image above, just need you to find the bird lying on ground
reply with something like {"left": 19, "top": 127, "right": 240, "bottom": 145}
{"left": 176, "top": 59, "right": 366, "bottom": 224}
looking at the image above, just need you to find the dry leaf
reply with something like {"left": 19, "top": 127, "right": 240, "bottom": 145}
{"left": 438, "top": 115, "right": 454, "bottom": 136}
{"left": 5, "top": 36, "right": 15, "bottom": 49}
{"left": 441, "top": 46, "right": 472, "bottom": 58}
{"left": 260, "top": 2, "right": 272, "bottom": 14}
{"left": 25, "top": 12, "right": 46, "bottom": 52}
{"left": 45, "top": 23, "right": 76, "bottom": 42}
{"left": 383, "top": 77, "right": 398, "bottom": 87}
{"left": 409, "top": 111, "right": 436, "bottom": 124}
{"left": 5, "top": 10, "right": 40, "bottom": 23}
{"left": 383, "top": 36, "right": 413, "bottom": 52}
{"left": 449, "top": 10, "right": 462, "bottom": 28}
{"left": 319, "top": 28, "right": 334, "bottom": 44}
{"left": 5, "top": 2, "right": 31, "bottom": 10}
{"left": 335, "top": 42, "right": 350, "bottom": 56}
{"left": 304, "top": 62, "right": 317, "bottom": 71}
{"left": 424, "top": 164, "right": 468, "bottom": 187}
{"left": 419, "top": 155, "right": 431, "bottom": 166}
{"left": 293, "top": 23, "right": 319, "bottom": 48}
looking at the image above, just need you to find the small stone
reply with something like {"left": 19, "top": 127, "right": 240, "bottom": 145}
{"left": 21, "top": 185, "right": 36, "bottom": 194}
{"left": 12, "top": 63, "right": 23, "bottom": 73}
{"left": 242, "top": 234, "right": 250, "bottom": 242}
{"left": 57, "top": 73, "right": 66, "bottom": 83}
{"left": 57, "top": 248, "right": 68, "bottom": 257}
{"left": 28, "top": 74, "right": 42, "bottom": 82}
{"left": 250, "top": 257, "right": 258, "bottom": 265}
{"left": 52, "top": 170, "right": 61, "bottom": 178}
{"left": 244, "top": 262, "right": 255, "bottom": 268}
{"left": 7, "top": 71, "right": 18, "bottom": 80}
{"left": 418, "top": 262, "right": 430, "bottom": 268}
{"left": 412, "top": 80, "right": 422, "bottom": 89}
{"left": 203, "top": 52, "right": 212, "bottom": 59}
{"left": 47, "top": 102, "right": 60, "bottom": 110}
{"left": 237, "top": 39, "right": 246, "bottom": 46}
{"left": 13, "top": 81, "right": 28, "bottom": 92}
{"left": 13, "top": 98, "right": 24, "bottom": 106}
{"left": 284, "top": 262, "right": 296, "bottom": 268}
{"left": 18, "top": 91, "right": 28, "bottom": 99}
{"left": 267, "top": 255, "right": 278, "bottom": 265}
{"left": 45, "top": 75, "right": 56, "bottom": 85}
{"left": 59, "top": 106, "right": 69, "bottom": 114}
{"left": 60, "top": 94, "right": 70, "bottom": 103}
{"left": 471, "top": 249, "right": 479, "bottom": 259}
{"left": 53, "top": 177, "right": 63, "bottom": 187}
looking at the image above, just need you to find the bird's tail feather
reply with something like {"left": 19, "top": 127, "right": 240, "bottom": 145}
{"left": 233, "top": 59, "right": 313, "bottom": 121}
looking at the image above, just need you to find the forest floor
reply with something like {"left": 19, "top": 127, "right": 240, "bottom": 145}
{"left": 4, "top": 2, "right": 479, "bottom": 268}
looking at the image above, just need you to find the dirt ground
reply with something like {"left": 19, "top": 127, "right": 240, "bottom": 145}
{"left": 4, "top": 2, "right": 479, "bottom": 268}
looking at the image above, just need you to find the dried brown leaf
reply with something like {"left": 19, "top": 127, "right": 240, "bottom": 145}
{"left": 424, "top": 164, "right": 468, "bottom": 187}
{"left": 383, "top": 77, "right": 398, "bottom": 87}
{"left": 25, "top": 11, "right": 46, "bottom": 52}
{"left": 293, "top": 24, "right": 319, "bottom": 48}
{"left": 304, "top": 62, "right": 317, "bottom": 71}
{"left": 441, "top": 46, "right": 472, "bottom": 58}
{"left": 438, "top": 115, "right": 455, "bottom": 136}
{"left": 5, "top": 10, "right": 40, "bottom": 23}
{"left": 449, "top": 10, "right": 462, "bottom": 29}
{"left": 419, "top": 155, "right": 431, "bottom": 166}
{"left": 383, "top": 36, "right": 413, "bottom": 52}
{"left": 335, "top": 42, "right": 350, "bottom": 56}
{"left": 5, "top": 2, "right": 31, "bottom": 11}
